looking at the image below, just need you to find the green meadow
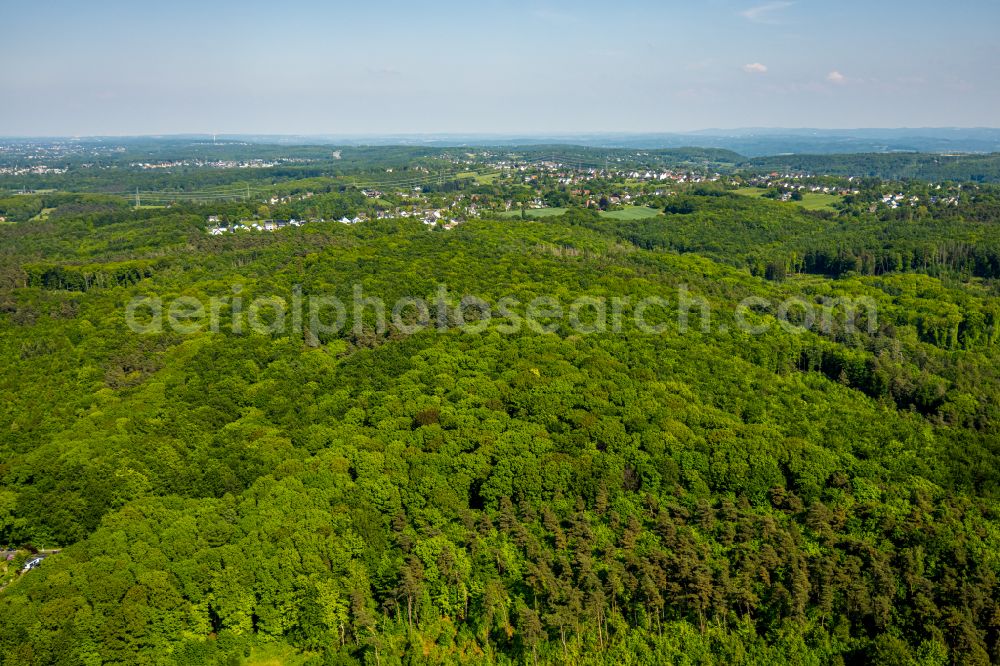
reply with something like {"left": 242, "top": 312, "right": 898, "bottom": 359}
{"left": 734, "top": 187, "right": 841, "bottom": 211}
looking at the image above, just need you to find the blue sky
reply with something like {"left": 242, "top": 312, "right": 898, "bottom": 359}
{"left": 3, "top": 0, "right": 999, "bottom": 135}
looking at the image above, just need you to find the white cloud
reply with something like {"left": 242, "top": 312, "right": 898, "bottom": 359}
{"left": 743, "top": 62, "right": 768, "bottom": 74}
{"left": 740, "top": 1, "right": 794, "bottom": 23}
{"left": 827, "top": 70, "right": 846, "bottom": 84}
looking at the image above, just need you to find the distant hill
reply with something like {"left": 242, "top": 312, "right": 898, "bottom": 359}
{"left": 203, "top": 128, "right": 1000, "bottom": 157}
{"left": 742, "top": 151, "right": 1000, "bottom": 182}
{"left": 16, "top": 129, "right": 1000, "bottom": 157}
{"left": 682, "top": 127, "right": 1000, "bottom": 155}
{"left": 506, "top": 144, "right": 744, "bottom": 170}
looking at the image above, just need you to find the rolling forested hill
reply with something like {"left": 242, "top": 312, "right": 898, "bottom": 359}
{"left": 742, "top": 152, "right": 1000, "bottom": 183}
{"left": 1, "top": 191, "right": 1000, "bottom": 664}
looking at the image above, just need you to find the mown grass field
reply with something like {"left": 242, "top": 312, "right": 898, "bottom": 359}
{"left": 498, "top": 205, "right": 663, "bottom": 220}
{"left": 797, "top": 192, "right": 842, "bottom": 211}
{"left": 600, "top": 205, "right": 663, "bottom": 220}
{"left": 734, "top": 187, "right": 841, "bottom": 211}
{"left": 498, "top": 207, "right": 568, "bottom": 218}
{"left": 734, "top": 187, "right": 767, "bottom": 199}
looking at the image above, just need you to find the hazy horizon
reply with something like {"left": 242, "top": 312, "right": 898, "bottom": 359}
{"left": 0, "top": 125, "right": 1000, "bottom": 140}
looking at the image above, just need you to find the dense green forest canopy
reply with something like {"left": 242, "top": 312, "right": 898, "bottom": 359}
{"left": 1, "top": 147, "right": 1000, "bottom": 665}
